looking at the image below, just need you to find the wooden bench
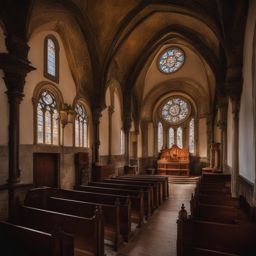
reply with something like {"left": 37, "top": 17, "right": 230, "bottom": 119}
{"left": 196, "top": 194, "right": 239, "bottom": 207}
{"left": 26, "top": 194, "right": 122, "bottom": 251}
{"left": 88, "top": 181, "right": 152, "bottom": 219}
{"left": 0, "top": 221, "right": 74, "bottom": 256}
{"left": 123, "top": 174, "right": 169, "bottom": 199}
{"left": 115, "top": 176, "right": 165, "bottom": 203}
{"left": 190, "top": 202, "right": 242, "bottom": 223}
{"left": 111, "top": 177, "right": 162, "bottom": 205}
{"left": 107, "top": 178, "right": 159, "bottom": 209}
{"left": 17, "top": 205, "right": 104, "bottom": 256}
{"left": 177, "top": 215, "right": 256, "bottom": 256}
{"left": 25, "top": 187, "right": 132, "bottom": 242}
{"left": 76, "top": 185, "right": 144, "bottom": 228}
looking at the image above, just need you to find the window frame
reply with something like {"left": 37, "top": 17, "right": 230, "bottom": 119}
{"left": 44, "top": 34, "right": 60, "bottom": 83}
{"left": 74, "top": 102, "right": 89, "bottom": 148}
{"left": 35, "top": 90, "right": 60, "bottom": 146}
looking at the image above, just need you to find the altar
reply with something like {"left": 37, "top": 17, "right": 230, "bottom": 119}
{"left": 157, "top": 145, "right": 190, "bottom": 176}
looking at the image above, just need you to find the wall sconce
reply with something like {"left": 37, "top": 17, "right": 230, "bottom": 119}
{"left": 59, "top": 103, "right": 75, "bottom": 128}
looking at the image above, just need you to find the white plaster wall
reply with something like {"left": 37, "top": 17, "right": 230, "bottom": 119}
{"left": 148, "top": 122, "right": 154, "bottom": 157}
{"left": 198, "top": 117, "right": 207, "bottom": 157}
{"left": 112, "top": 91, "right": 122, "bottom": 155}
{"left": 0, "top": 27, "right": 8, "bottom": 146}
{"left": 239, "top": 0, "right": 256, "bottom": 183}
{"left": 227, "top": 99, "right": 233, "bottom": 169}
{"left": 22, "top": 30, "right": 77, "bottom": 145}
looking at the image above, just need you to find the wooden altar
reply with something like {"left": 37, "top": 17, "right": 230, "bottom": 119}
{"left": 157, "top": 145, "right": 190, "bottom": 176}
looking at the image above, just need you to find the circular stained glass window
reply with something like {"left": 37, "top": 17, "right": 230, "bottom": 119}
{"left": 161, "top": 97, "right": 190, "bottom": 125}
{"left": 158, "top": 48, "right": 185, "bottom": 74}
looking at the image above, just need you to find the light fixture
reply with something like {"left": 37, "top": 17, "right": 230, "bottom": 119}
{"left": 59, "top": 103, "right": 75, "bottom": 128}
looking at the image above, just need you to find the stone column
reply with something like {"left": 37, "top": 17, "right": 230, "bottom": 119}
{"left": 231, "top": 98, "right": 240, "bottom": 197}
{"left": 153, "top": 123, "right": 158, "bottom": 156}
{"left": 217, "top": 97, "right": 228, "bottom": 172}
{"left": 141, "top": 121, "right": 148, "bottom": 158}
{"left": 124, "top": 116, "right": 132, "bottom": 165}
{"left": 92, "top": 108, "right": 102, "bottom": 163}
{"left": 107, "top": 106, "right": 114, "bottom": 164}
{"left": 0, "top": 55, "right": 35, "bottom": 221}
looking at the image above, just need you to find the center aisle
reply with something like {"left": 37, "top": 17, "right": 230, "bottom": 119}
{"left": 109, "top": 182, "right": 196, "bottom": 256}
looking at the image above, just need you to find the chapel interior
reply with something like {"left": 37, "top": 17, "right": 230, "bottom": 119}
{"left": 0, "top": 0, "right": 256, "bottom": 255}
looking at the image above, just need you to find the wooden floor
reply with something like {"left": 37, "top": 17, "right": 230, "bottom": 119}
{"left": 107, "top": 182, "right": 196, "bottom": 256}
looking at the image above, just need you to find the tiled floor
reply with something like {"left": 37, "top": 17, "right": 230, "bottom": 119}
{"left": 106, "top": 183, "right": 196, "bottom": 256}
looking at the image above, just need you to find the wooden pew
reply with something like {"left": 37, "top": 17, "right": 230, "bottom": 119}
{"left": 201, "top": 174, "right": 231, "bottom": 183}
{"left": 196, "top": 194, "right": 239, "bottom": 207}
{"left": 122, "top": 174, "right": 169, "bottom": 199}
{"left": 26, "top": 194, "right": 122, "bottom": 251}
{"left": 191, "top": 202, "right": 241, "bottom": 223}
{"left": 75, "top": 185, "right": 144, "bottom": 227}
{"left": 105, "top": 178, "right": 159, "bottom": 209}
{"left": 88, "top": 181, "right": 152, "bottom": 218}
{"left": 17, "top": 205, "right": 104, "bottom": 256}
{"left": 25, "top": 187, "right": 132, "bottom": 242}
{"left": 0, "top": 221, "right": 74, "bottom": 256}
{"left": 116, "top": 175, "right": 166, "bottom": 203}
{"left": 177, "top": 212, "right": 256, "bottom": 256}
{"left": 111, "top": 177, "right": 161, "bottom": 206}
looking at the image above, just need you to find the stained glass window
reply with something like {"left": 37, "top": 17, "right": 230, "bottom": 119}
{"left": 177, "top": 127, "right": 183, "bottom": 148}
{"left": 189, "top": 118, "right": 195, "bottom": 153}
{"left": 37, "top": 90, "right": 59, "bottom": 145}
{"left": 120, "top": 129, "right": 125, "bottom": 154}
{"left": 161, "top": 97, "right": 190, "bottom": 125}
{"left": 47, "top": 39, "right": 56, "bottom": 77}
{"left": 75, "top": 103, "right": 88, "bottom": 147}
{"left": 158, "top": 122, "right": 163, "bottom": 152}
{"left": 44, "top": 35, "right": 59, "bottom": 82}
{"left": 168, "top": 128, "right": 175, "bottom": 148}
{"left": 158, "top": 48, "right": 185, "bottom": 73}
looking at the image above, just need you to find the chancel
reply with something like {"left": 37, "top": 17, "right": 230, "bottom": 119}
{"left": 0, "top": 0, "right": 256, "bottom": 255}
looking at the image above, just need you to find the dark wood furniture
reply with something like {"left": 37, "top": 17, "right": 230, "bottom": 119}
{"left": 157, "top": 145, "right": 190, "bottom": 176}
{"left": 88, "top": 181, "right": 152, "bottom": 219}
{"left": 17, "top": 205, "right": 104, "bottom": 256}
{"left": 0, "top": 221, "right": 74, "bottom": 256}
{"left": 25, "top": 191, "right": 122, "bottom": 251}
{"left": 25, "top": 187, "right": 132, "bottom": 242}
{"left": 92, "top": 164, "right": 115, "bottom": 181}
{"left": 76, "top": 185, "right": 144, "bottom": 228}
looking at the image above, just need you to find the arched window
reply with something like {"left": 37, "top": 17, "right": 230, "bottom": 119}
{"left": 177, "top": 127, "right": 183, "bottom": 148}
{"left": 168, "top": 127, "right": 175, "bottom": 148}
{"left": 37, "top": 90, "right": 59, "bottom": 145}
{"left": 44, "top": 35, "right": 59, "bottom": 83}
{"left": 74, "top": 103, "right": 88, "bottom": 147}
{"left": 120, "top": 129, "right": 125, "bottom": 154}
{"left": 158, "top": 122, "right": 163, "bottom": 152}
{"left": 189, "top": 118, "right": 195, "bottom": 153}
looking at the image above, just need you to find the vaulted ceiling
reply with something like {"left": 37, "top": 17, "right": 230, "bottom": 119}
{"left": 1, "top": 0, "right": 248, "bottom": 120}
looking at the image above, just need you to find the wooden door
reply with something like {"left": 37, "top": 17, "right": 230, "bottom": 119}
{"left": 33, "top": 153, "right": 59, "bottom": 187}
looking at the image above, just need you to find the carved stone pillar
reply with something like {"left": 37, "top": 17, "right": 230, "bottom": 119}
{"left": 124, "top": 117, "right": 132, "bottom": 165}
{"left": 153, "top": 123, "right": 158, "bottom": 157}
{"left": 217, "top": 97, "right": 228, "bottom": 172}
{"left": 92, "top": 108, "right": 102, "bottom": 163}
{"left": 0, "top": 55, "right": 35, "bottom": 221}
{"left": 231, "top": 98, "right": 240, "bottom": 197}
{"left": 141, "top": 121, "right": 148, "bottom": 158}
{"left": 108, "top": 106, "right": 114, "bottom": 164}
{"left": 206, "top": 114, "right": 212, "bottom": 161}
